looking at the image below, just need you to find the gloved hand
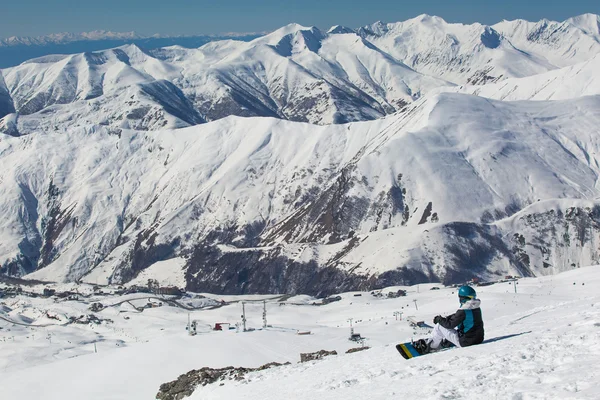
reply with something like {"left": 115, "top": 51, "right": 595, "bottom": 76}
{"left": 433, "top": 315, "right": 442, "bottom": 325}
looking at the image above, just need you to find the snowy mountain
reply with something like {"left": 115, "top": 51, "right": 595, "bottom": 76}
{"left": 1, "top": 47, "right": 207, "bottom": 132}
{"left": 2, "top": 15, "right": 600, "bottom": 294}
{"left": 359, "top": 14, "right": 600, "bottom": 84}
{"left": 2, "top": 92, "right": 600, "bottom": 295}
{"left": 3, "top": 14, "right": 599, "bottom": 131}
{"left": 358, "top": 15, "right": 553, "bottom": 85}
{"left": 0, "top": 25, "right": 447, "bottom": 128}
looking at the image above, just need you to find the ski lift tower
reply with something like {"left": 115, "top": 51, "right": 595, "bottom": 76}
{"left": 241, "top": 302, "right": 247, "bottom": 332}
{"left": 347, "top": 318, "right": 354, "bottom": 336}
{"left": 187, "top": 312, "right": 198, "bottom": 336}
{"left": 262, "top": 300, "right": 267, "bottom": 328}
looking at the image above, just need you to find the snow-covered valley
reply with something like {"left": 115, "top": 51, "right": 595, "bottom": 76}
{"left": 1, "top": 265, "right": 599, "bottom": 399}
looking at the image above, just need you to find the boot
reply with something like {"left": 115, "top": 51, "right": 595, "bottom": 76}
{"left": 412, "top": 339, "right": 432, "bottom": 355}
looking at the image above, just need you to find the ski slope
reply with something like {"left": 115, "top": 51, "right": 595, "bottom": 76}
{"left": 1, "top": 265, "right": 599, "bottom": 399}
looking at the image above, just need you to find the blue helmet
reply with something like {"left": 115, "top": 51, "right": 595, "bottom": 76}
{"left": 458, "top": 285, "right": 476, "bottom": 304}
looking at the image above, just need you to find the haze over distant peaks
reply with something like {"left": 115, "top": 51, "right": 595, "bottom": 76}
{"left": 0, "top": 30, "right": 265, "bottom": 68}
{"left": 0, "top": 30, "right": 265, "bottom": 47}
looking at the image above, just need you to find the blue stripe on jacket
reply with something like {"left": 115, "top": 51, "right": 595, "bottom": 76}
{"left": 463, "top": 309, "right": 474, "bottom": 332}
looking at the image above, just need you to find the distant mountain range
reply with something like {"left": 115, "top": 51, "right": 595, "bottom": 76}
{"left": 1, "top": 14, "right": 600, "bottom": 295}
{"left": 2, "top": 14, "right": 599, "bottom": 129}
{"left": 0, "top": 31, "right": 263, "bottom": 68}
{"left": 0, "top": 31, "right": 144, "bottom": 47}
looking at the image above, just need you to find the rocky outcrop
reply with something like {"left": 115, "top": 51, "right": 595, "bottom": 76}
{"left": 346, "top": 347, "right": 370, "bottom": 354}
{"left": 156, "top": 362, "right": 290, "bottom": 400}
{"left": 0, "top": 72, "right": 15, "bottom": 120}
{"left": 157, "top": 350, "right": 342, "bottom": 399}
{"left": 300, "top": 350, "right": 338, "bottom": 363}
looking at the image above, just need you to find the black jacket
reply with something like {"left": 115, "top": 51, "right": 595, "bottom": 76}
{"left": 438, "top": 299, "right": 484, "bottom": 347}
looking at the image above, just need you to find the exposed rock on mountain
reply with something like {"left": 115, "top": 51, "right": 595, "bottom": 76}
{"left": 1, "top": 16, "right": 600, "bottom": 295}
{"left": 1, "top": 91, "right": 599, "bottom": 294}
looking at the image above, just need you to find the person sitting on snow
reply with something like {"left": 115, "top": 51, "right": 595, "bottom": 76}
{"left": 413, "top": 285, "right": 484, "bottom": 354}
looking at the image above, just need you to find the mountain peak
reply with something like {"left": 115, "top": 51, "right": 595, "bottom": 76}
{"left": 565, "top": 13, "right": 600, "bottom": 35}
{"left": 255, "top": 23, "right": 316, "bottom": 44}
{"left": 405, "top": 14, "right": 450, "bottom": 26}
{"left": 566, "top": 13, "right": 600, "bottom": 23}
{"left": 357, "top": 21, "right": 390, "bottom": 37}
{"left": 256, "top": 23, "right": 324, "bottom": 51}
{"left": 328, "top": 25, "right": 355, "bottom": 34}
{"left": 414, "top": 14, "right": 444, "bottom": 22}
{"left": 269, "top": 23, "right": 314, "bottom": 36}
{"left": 270, "top": 26, "right": 325, "bottom": 56}
{"left": 359, "top": 15, "right": 456, "bottom": 38}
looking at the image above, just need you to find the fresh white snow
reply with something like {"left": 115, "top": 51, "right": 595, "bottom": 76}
{"left": 1, "top": 266, "right": 599, "bottom": 399}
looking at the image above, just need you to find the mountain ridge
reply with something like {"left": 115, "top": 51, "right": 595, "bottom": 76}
{"left": 0, "top": 28, "right": 449, "bottom": 128}
{"left": 2, "top": 93, "right": 599, "bottom": 295}
{"left": 3, "top": 13, "right": 597, "bottom": 47}
{"left": 2, "top": 15, "right": 600, "bottom": 295}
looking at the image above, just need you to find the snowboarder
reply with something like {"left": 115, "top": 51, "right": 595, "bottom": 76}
{"left": 413, "top": 285, "right": 484, "bottom": 355}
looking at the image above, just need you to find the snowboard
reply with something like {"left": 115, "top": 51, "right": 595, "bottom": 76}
{"left": 395, "top": 342, "right": 422, "bottom": 359}
{"left": 396, "top": 341, "right": 455, "bottom": 359}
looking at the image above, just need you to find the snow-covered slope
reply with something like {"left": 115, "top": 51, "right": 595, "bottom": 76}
{"left": 358, "top": 15, "right": 555, "bottom": 85}
{"left": 440, "top": 53, "right": 600, "bottom": 101}
{"left": 2, "top": 92, "right": 600, "bottom": 294}
{"left": 1, "top": 266, "right": 599, "bottom": 399}
{"left": 493, "top": 14, "right": 600, "bottom": 68}
{"left": 190, "top": 268, "right": 600, "bottom": 400}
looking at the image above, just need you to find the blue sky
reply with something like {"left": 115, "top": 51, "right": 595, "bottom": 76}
{"left": 2, "top": 0, "right": 599, "bottom": 39}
